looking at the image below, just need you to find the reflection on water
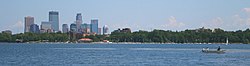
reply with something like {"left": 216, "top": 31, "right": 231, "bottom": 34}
{"left": 0, "top": 43, "right": 249, "bottom": 66}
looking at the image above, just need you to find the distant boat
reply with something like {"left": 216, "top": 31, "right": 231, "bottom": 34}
{"left": 226, "top": 38, "right": 229, "bottom": 45}
{"left": 202, "top": 49, "right": 225, "bottom": 54}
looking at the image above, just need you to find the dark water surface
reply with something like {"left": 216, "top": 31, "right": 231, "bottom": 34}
{"left": 0, "top": 43, "right": 250, "bottom": 66}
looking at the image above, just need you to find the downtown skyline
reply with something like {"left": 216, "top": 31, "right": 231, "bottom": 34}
{"left": 1, "top": 0, "right": 250, "bottom": 34}
{"left": 23, "top": 11, "right": 107, "bottom": 35}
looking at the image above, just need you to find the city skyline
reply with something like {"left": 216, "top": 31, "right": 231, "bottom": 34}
{"left": 22, "top": 11, "right": 105, "bottom": 35}
{"left": 1, "top": 0, "right": 250, "bottom": 34}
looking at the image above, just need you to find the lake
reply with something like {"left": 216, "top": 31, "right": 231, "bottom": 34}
{"left": 0, "top": 43, "right": 249, "bottom": 66}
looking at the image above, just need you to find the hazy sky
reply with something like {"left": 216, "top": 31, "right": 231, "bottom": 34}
{"left": 1, "top": 0, "right": 250, "bottom": 33}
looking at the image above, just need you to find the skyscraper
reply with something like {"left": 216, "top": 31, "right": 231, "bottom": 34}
{"left": 81, "top": 23, "right": 87, "bottom": 33}
{"left": 76, "top": 13, "right": 82, "bottom": 21}
{"left": 75, "top": 13, "right": 82, "bottom": 32}
{"left": 98, "top": 28, "right": 102, "bottom": 35}
{"left": 30, "top": 24, "right": 39, "bottom": 33}
{"left": 81, "top": 23, "right": 91, "bottom": 34}
{"left": 70, "top": 23, "right": 77, "bottom": 32}
{"left": 40, "top": 21, "right": 52, "bottom": 33}
{"left": 24, "top": 16, "right": 34, "bottom": 32}
{"left": 103, "top": 25, "right": 108, "bottom": 35}
{"left": 62, "top": 24, "right": 69, "bottom": 33}
{"left": 49, "top": 11, "right": 59, "bottom": 32}
{"left": 91, "top": 19, "right": 98, "bottom": 34}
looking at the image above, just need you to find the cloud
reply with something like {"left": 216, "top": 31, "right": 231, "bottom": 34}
{"left": 202, "top": 17, "right": 224, "bottom": 28}
{"left": 6, "top": 21, "right": 24, "bottom": 33}
{"left": 230, "top": 15, "right": 250, "bottom": 29}
{"left": 162, "top": 16, "right": 185, "bottom": 28}
{"left": 233, "top": 8, "right": 250, "bottom": 26}
{"left": 5, "top": 21, "right": 23, "bottom": 30}
{"left": 232, "top": 14, "right": 246, "bottom": 26}
{"left": 243, "top": 8, "right": 250, "bottom": 13}
{"left": 12, "top": 21, "right": 23, "bottom": 28}
{"left": 244, "top": 8, "right": 250, "bottom": 25}
{"left": 202, "top": 8, "right": 250, "bottom": 30}
{"left": 247, "top": 18, "right": 250, "bottom": 25}
{"left": 243, "top": 8, "right": 250, "bottom": 16}
{"left": 212, "top": 17, "right": 223, "bottom": 25}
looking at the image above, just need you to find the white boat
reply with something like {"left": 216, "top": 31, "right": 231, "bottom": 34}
{"left": 202, "top": 49, "right": 225, "bottom": 54}
{"left": 226, "top": 38, "right": 229, "bottom": 45}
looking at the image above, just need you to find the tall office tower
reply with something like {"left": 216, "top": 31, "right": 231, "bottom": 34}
{"left": 49, "top": 11, "right": 59, "bottom": 32}
{"left": 40, "top": 22, "right": 52, "bottom": 33}
{"left": 24, "top": 16, "right": 34, "bottom": 32}
{"left": 91, "top": 19, "right": 98, "bottom": 34}
{"left": 81, "top": 23, "right": 87, "bottom": 33}
{"left": 75, "top": 13, "right": 82, "bottom": 32}
{"left": 30, "top": 24, "right": 40, "bottom": 33}
{"left": 70, "top": 23, "right": 77, "bottom": 32}
{"left": 81, "top": 23, "right": 91, "bottom": 34}
{"left": 62, "top": 24, "right": 69, "bottom": 33}
{"left": 103, "top": 25, "right": 108, "bottom": 35}
{"left": 98, "top": 28, "right": 102, "bottom": 35}
{"left": 86, "top": 24, "right": 91, "bottom": 33}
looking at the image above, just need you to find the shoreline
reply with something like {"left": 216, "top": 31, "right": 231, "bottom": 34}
{"left": 0, "top": 42, "right": 247, "bottom": 44}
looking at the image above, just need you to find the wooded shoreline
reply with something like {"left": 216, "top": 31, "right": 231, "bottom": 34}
{"left": 1, "top": 27, "right": 250, "bottom": 44}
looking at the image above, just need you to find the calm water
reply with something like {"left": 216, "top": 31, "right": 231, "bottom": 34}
{"left": 0, "top": 43, "right": 250, "bottom": 66}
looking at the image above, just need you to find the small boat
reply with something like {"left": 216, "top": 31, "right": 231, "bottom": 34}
{"left": 202, "top": 50, "right": 226, "bottom": 54}
{"left": 226, "top": 38, "right": 229, "bottom": 45}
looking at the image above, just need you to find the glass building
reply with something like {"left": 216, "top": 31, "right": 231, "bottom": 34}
{"left": 98, "top": 28, "right": 102, "bottom": 35}
{"left": 30, "top": 24, "right": 39, "bottom": 33}
{"left": 70, "top": 23, "right": 77, "bottom": 32}
{"left": 75, "top": 13, "right": 82, "bottom": 32}
{"left": 103, "top": 25, "right": 108, "bottom": 35}
{"left": 40, "top": 21, "right": 52, "bottom": 33}
{"left": 76, "top": 13, "right": 82, "bottom": 21}
{"left": 62, "top": 24, "right": 69, "bottom": 33}
{"left": 49, "top": 11, "right": 59, "bottom": 32}
{"left": 24, "top": 16, "right": 34, "bottom": 32}
{"left": 81, "top": 23, "right": 91, "bottom": 34}
{"left": 91, "top": 19, "right": 98, "bottom": 34}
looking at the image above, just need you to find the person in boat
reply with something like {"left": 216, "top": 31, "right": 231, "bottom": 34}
{"left": 206, "top": 47, "right": 209, "bottom": 50}
{"left": 202, "top": 47, "right": 209, "bottom": 51}
{"left": 217, "top": 46, "right": 221, "bottom": 51}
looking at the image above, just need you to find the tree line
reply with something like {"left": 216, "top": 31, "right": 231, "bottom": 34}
{"left": 1, "top": 27, "right": 250, "bottom": 44}
{"left": 108, "top": 28, "right": 250, "bottom": 44}
{"left": 0, "top": 32, "right": 68, "bottom": 42}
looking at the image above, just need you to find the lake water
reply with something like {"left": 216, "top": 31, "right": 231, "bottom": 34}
{"left": 0, "top": 43, "right": 250, "bottom": 66}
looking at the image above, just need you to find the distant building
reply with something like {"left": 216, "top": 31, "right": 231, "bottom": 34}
{"left": 81, "top": 23, "right": 91, "bottom": 34}
{"left": 62, "top": 24, "right": 69, "bottom": 33}
{"left": 75, "top": 13, "right": 82, "bottom": 32}
{"left": 2, "top": 30, "right": 12, "bottom": 34}
{"left": 98, "top": 28, "right": 102, "bottom": 35}
{"left": 24, "top": 16, "right": 34, "bottom": 32}
{"left": 78, "top": 38, "right": 93, "bottom": 43}
{"left": 121, "top": 28, "right": 131, "bottom": 33}
{"left": 30, "top": 24, "right": 40, "bottom": 33}
{"left": 91, "top": 19, "right": 98, "bottom": 34}
{"left": 195, "top": 27, "right": 212, "bottom": 33}
{"left": 40, "top": 22, "right": 52, "bottom": 33}
{"left": 112, "top": 28, "right": 131, "bottom": 34}
{"left": 70, "top": 23, "right": 77, "bottom": 32}
{"left": 49, "top": 11, "right": 59, "bottom": 32}
{"left": 103, "top": 25, "right": 108, "bottom": 35}
{"left": 80, "top": 24, "right": 86, "bottom": 33}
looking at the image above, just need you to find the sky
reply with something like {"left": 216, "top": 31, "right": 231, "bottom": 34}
{"left": 0, "top": 0, "right": 250, "bottom": 34}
